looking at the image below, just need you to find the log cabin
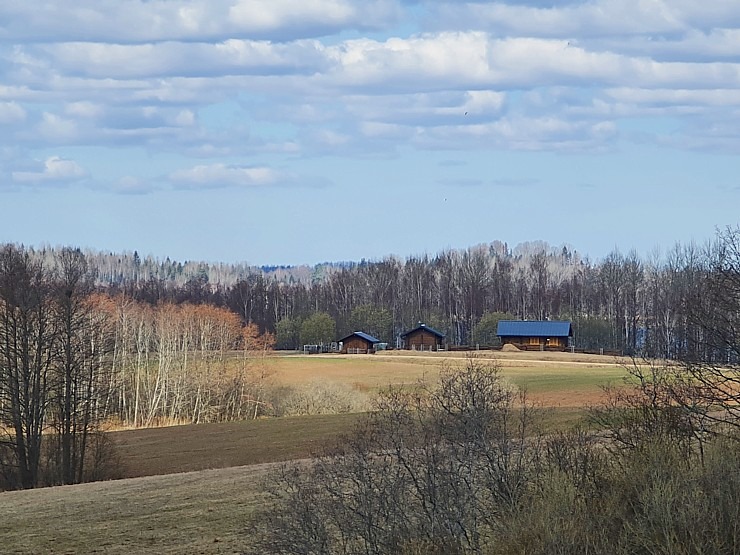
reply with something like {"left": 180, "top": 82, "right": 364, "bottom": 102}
{"left": 401, "top": 323, "right": 446, "bottom": 351}
{"left": 339, "top": 331, "right": 381, "bottom": 354}
{"left": 496, "top": 320, "right": 573, "bottom": 351}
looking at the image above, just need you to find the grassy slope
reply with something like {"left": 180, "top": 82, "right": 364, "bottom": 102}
{"left": 1, "top": 351, "right": 628, "bottom": 554}
{"left": 0, "top": 465, "right": 267, "bottom": 555}
{"left": 112, "top": 413, "right": 361, "bottom": 478}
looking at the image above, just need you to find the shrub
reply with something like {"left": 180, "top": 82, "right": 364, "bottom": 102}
{"left": 268, "top": 381, "right": 371, "bottom": 417}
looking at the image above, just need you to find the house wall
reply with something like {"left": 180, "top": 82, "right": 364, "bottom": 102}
{"left": 501, "top": 336, "right": 568, "bottom": 351}
{"left": 546, "top": 337, "right": 567, "bottom": 349}
{"left": 342, "top": 336, "right": 373, "bottom": 354}
{"left": 405, "top": 330, "right": 443, "bottom": 350}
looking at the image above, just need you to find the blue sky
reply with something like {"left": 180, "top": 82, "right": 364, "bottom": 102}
{"left": 1, "top": 0, "right": 739, "bottom": 265}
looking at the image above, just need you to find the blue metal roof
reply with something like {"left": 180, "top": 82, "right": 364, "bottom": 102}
{"left": 496, "top": 320, "right": 572, "bottom": 338}
{"left": 340, "top": 331, "right": 381, "bottom": 344}
{"left": 401, "top": 323, "right": 446, "bottom": 338}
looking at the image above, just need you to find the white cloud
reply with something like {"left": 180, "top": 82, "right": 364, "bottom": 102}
{"left": 36, "top": 112, "right": 79, "bottom": 141}
{"left": 174, "top": 110, "right": 196, "bottom": 126}
{"left": 12, "top": 156, "right": 87, "bottom": 184}
{"left": 0, "top": 102, "right": 26, "bottom": 124}
{"left": 428, "top": 0, "right": 740, "bottom": 38}
{"left": 168, "top": 163, "right": 282, "bottom": 188}
{"left": 229, "top": 0, "right": 359, "bottom": 33}
{"left": 0, "top": 0, "right": 739, "bottom": 187}
{"left": 64, "top": 101, "right": 103, "bottom": 118}
{"left": 0, "top": 0, "right": 400, "bottom": 43}
{"left": 318, "top": 34, "right": 740, "bottom": 93}
{"left": 606, "top": 88, "right": 740, "bottom": 108}
{"left": 35, "top": 39, "right": 330, "bottom": 80}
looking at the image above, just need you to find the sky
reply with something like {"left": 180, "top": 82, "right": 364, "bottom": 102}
{"left": 1, "top": 1, "right": 739, "bottom": 266}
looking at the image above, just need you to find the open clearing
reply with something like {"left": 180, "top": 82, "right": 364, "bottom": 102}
{"left": 2, "top": 350, "right": 629, "bottom": 554}
{"left": 267, "top": 349, "right": 628, "bottom": 408}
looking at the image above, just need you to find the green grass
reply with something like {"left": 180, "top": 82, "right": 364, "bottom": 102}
{"left": 506, "top": 364, "right": 626, "bottom": 394}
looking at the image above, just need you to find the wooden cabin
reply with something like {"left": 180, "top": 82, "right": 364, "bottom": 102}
{"left": 339, "top": 331, "right": 381, "bottom": 354}
{"left": 401, "top": 323, "right": 446, "bottom": 351}
{"left": 496, "top": 320, "right": 572, "bottom": 351}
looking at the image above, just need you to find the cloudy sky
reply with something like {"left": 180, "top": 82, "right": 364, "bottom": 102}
{"left": 1, "top": 1, "right": 739, "bottom": 265}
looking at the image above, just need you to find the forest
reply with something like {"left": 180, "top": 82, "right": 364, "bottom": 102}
{"left": 25, "top": 229, "right": 740, "bottom": 357}
{"left": 1, "top": 228, "right": 738, "bottom": 491}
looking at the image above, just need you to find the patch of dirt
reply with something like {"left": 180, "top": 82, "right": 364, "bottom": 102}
{"left": 502, "top": 344, "right": 521, "bottom": 352}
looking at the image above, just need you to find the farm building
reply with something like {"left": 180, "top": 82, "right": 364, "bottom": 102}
{"left": 401, "top": 323, "right": 446, "bottom": 351}
{"left": 339, "top": 331, "right": 381, "bottom": 354}
{"left": 496, "top": 320, "right": 573, "bottom": 351}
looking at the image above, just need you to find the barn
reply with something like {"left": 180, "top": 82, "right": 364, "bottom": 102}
{"left": 401, "top": 323, "right": 446, "bottom": 351}
{"left": 339, "top": 331, "right": 381, "bottom": 354}
{"left": 496, "top": 320, "right": 573, "bottom": 351}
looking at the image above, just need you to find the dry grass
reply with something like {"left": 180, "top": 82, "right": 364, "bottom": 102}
{"left": 111, "top": 413, "right": 361, "bottom": 478}
{"left": 1, "top": 350, "right": 630, "bottom": 554}
{"left": 266, "top": 350, "right": 627, "bottom": 408}
{"left": 0, "top": 465, "right": 268, "bottom": 555}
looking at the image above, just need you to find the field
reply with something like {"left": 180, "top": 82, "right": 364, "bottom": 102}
{"left": 1, "top": 350, "right": 629, "bottom": 554}
{"left": 268, "top": 349, "right": 628, "bottom": 408}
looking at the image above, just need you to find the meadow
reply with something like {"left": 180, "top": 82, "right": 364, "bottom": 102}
{"left": 1, "top": 350, "right": 629, "bottom": 554}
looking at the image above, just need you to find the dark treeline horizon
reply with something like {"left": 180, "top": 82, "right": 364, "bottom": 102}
{"left": 8, "top": 230, "right": 732, "bottom": 358}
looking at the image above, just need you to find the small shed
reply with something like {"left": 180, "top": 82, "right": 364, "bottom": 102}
{"left": 401, "top": 323, "right": 446, "bottom": 351}
{"left": 496, "top": 320, "right": 572, "bottom": 351}
{"left": 340, "top": 331, "right": 381, "bottom": 354}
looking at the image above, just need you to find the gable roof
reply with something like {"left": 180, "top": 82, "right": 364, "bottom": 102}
{"left": 497, "top": 320, "right": 572, "bottom": 338}
{"left": 339, "top": 331, "right": 381, "bottom": 344}
{"left": 401, "top": 323, "right": 446, "bottom": 339}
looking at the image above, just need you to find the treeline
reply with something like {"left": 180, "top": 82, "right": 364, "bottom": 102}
{"left": 27, "top": 231, "right": 736, "bottom": 358}
{"left": 0, "top": 245, "right": 275, "bottom": 490}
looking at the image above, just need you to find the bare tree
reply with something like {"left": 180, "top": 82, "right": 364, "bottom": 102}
{"left": 679, "top": 227, "right": 740, "bottom": 430}
{"left": 0, "top": 245, "right": 56, "bottom": 488}
{"left": 49, "top": 247, "right": 106, "bottom": 484}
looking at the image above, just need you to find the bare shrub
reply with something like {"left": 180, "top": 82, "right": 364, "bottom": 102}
{"left": 82, "top": 431, "right": 125, "bottom": 482}
{"left": 269, "top": 380, "right": 371, "bottom": 417}
{"left": 245, "top": 355, "right": 740, "bottom": 555}
{"left": 246, "top": 356, "right": 541, "bottom": 555}
{"left": 589, "top": 360, "right": 714, "bottom": 460}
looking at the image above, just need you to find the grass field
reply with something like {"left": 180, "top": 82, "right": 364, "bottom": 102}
{"left": 1, "top": 350, "right": 629, "bottom": 554}
{"left": 0, "top": 465, "right": 268, "bottom": 555}
{"left": 112, "top": 413, "right": 361, "bottom": 478}
{"left": 267, "top": 349, "right": 628, "bottom": 407}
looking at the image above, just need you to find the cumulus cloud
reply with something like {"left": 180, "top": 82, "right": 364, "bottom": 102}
{"left": 39, "top": 39, "right": 330, "bottom": 79}
{"left": 1, "top": 0, "right": 740, "bottom": 191}
{"left": 12, "top": 156, "right": 88, "bottom": 184}
{"left": 0, "top": 0, "right": 400, "bottom": 43}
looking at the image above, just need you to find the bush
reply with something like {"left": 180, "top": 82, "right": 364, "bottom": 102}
{"left": 268, "top": 381, "right": 371, "bottom": 416}
{"left": 246, "top": 356, "right": 541, "bottom": 554}
{"left": 244, "top": 357, "right": 740, "bottom": 555}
